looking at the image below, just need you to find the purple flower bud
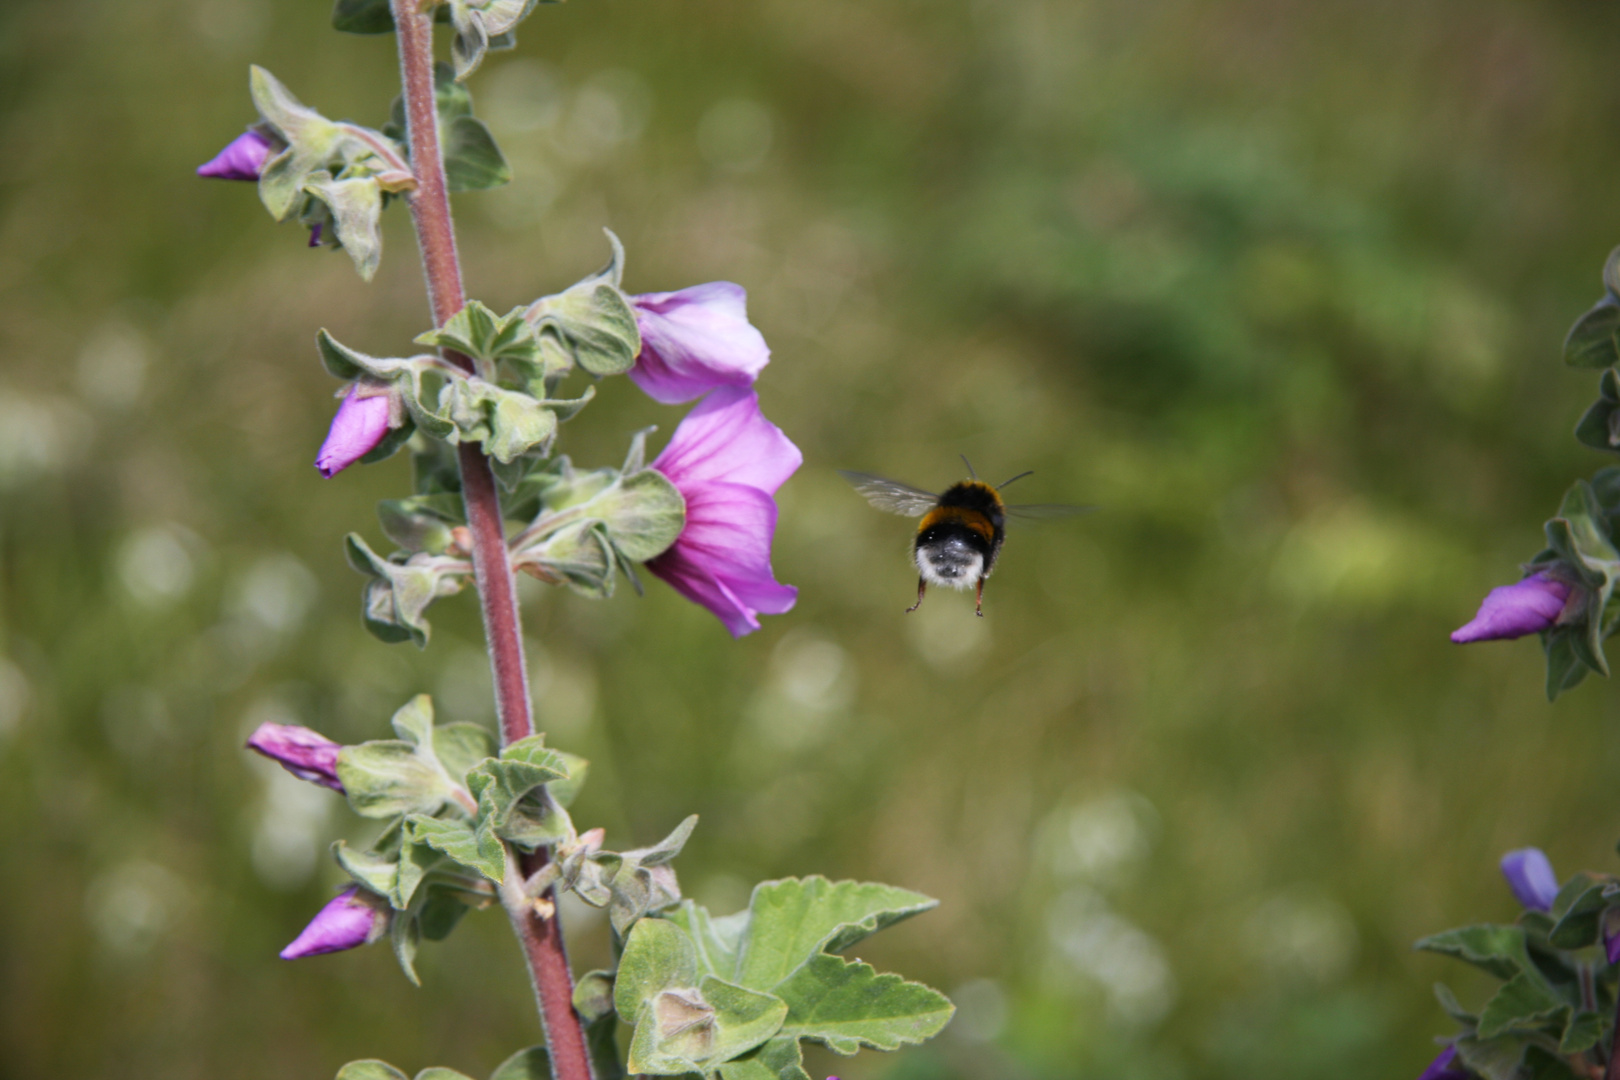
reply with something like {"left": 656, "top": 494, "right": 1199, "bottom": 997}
{"left": 1500, "top": 848, "right": 1560, "bottom": 912}
{"left": 246, "top": 721, "right": 344, "bottom": 792}
{"left": 628, "top": 283, "right": 771, "bottom": 405}
{"left": 1604, "top": 908, "right": 1620, "bottom": 965}
{"left": 280, "top": 886, "right": 391, "bottom": 959}
{"left": 648, "top": 387, "right": 800, "bottom": 637}
{"left": 1451, "top": 571, "right": 1572, "bottom": 644}
{"left": 197, "top": 129, "right": 275, "bottom": 181}
{"left": 315, "top": 385, "right": 394, "bottom": 478}
{"left": 1417, "top": 1046, "right": 1469, "bottom": 1080}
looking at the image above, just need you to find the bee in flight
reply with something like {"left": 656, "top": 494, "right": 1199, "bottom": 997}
{"left": 839, "top": 457, "right": 1092, "bottom": 616}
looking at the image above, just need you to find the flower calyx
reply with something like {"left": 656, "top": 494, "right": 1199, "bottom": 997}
{"left": 249, "top": 66, "right": 413, "bottom": 280}
{"left": 524, "top": 231, "right": 643, "bottom": 383}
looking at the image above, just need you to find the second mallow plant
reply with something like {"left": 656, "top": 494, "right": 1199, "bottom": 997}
{"left": 203, "top": 2, "right": 953, "bottom": 1078}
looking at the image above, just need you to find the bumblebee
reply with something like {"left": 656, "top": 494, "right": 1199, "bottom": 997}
{"left": 839, "top": 458, "right": 1090, "bottom": 616}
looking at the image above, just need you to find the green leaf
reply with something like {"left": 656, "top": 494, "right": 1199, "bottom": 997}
{"left": 334, "top": 841, "right": 399, "bottom": 899}
{"left": 575, "top": 970, "right": 617, "bottom": 1024}
{"left": 406, "top": 814, "right": 507, "bottom": 882}
{"left": 416, "top": 301, "right": 538, "bottom": 369}
{"left": 378, "top": 496, "right": 461, "bottom": 554}
{"left": 616, "top": 918, "right": 700, "bottom": 1022}
{"left": 1454, "top": 1034, "right": 1529, "bottom": 1080}
{"left": 434, "top": 723, "right": 498, "bottom": 785}
{"left": 250, "top": 66, "right": 342, "bottom": 220}
{"left": 566, "top": 468, "right": 686, "bottom": 563}
{"left": 1414, "top": 924, "right": 1529, "bottom": 981}
{"left": 1548, "top": 873, "right": 1616, "bottom": 949}
{"left": 346, "top": 535, "right": 470, "bottom": 648}
{"left": 338, "top": 741, "right": 451, "bottom": 819}
{"left": 1561, "top": 1010, "right": 1605, "bottom": 1054}
{"left": 415, "top": 1070, "right": 477, "bottom": 1080}
{"left": 547, "top": 750, "right": 590, "bottom": 809}
{"left": 524, "top": 235, "right": 640, "bottom": 377}
{"left": 717, "top": 1037, "right": 812, "bottom": 1080}
{"left": 586, "top": 1011, "right": 627, "bottom": 1080}
{"left": 1524, "top": 1045, "right": 1583, "bottom": 1080}
{"left": 736, "top": 878, "right": 939, "bottom": 990}
{"left": 488, "top": 1046, "right": 551, "bottom": 1080}
{"left": 1433, "top": 982, "right": 1478, "bottom": 1025}
{"left": 419, "top": 888, "right": 470, "bottom": 941}
{"left": 468, "top": 743, "right": 569, "bottom": 846}
{"left": 1566, "top": 293, "right": 1620, "bottom": 369}
{"left": 772, "top": 953, "right": 953, "bottom": 1054}
{"left": 391, "top": 901, "right": 422, "bottom": 985}
{"left": 332, "top": 0, "right": 396, "bottom": 33}
{"left": 337, "top": 1063, "right": 411, "bottom": 1080}
{"left": 1544, "top": 628, "right": 1590, "bottom": 701}
{"left": 304, "top": 172, "right": 384, "bottom": 281}
{"left": 1475, "top": 970, "right": 1566, "bottom": 1039}
{"left": 439, "top": 377, "right": 559, "bottom": 464}
{"left": 444, "top": 116, "right": 510, "bottom": 192}
{"left": 669, "top": 901, "right": 749, "bottom": 981}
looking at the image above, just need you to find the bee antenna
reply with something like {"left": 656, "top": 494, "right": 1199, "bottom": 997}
{"left": 998, "top": 470, "right": 1034, "bottom": 489}
{"left": 960, "top": 454, "right": 978, "bottom": 480}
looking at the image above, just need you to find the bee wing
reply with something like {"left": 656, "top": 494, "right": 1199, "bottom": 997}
{"left": 1004, "top": 502, "right": 1096, "bottom": 525}
{"left": 838, "top": 470, "right": 939, "bottom": 517}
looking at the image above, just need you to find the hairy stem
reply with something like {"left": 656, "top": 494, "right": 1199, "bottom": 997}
{"left": 389, "top": 4, "right": 592, "bottom": 1079}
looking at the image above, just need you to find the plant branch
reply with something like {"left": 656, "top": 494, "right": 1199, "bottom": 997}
{"left": 388, "top": 5, "right": 592, "bottom": 1079}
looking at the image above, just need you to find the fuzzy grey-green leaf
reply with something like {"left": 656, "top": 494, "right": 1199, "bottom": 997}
{"left": 772, "top": 954, "right": 953, "bottom": 1055}
{"left": 736, "top": 878, "right": 938, "bottom": 990}
{"left": 337, "top": 1063, "right": 410, "bottom": 1080}
{"left": 338, "top": 741, "right": 450, "bottom": 819}
{"left": 488, "top": 1046, "right": 551, "bottom": 1080}
{"left": 406, "top": 814, "right": 506, "bottom": 882}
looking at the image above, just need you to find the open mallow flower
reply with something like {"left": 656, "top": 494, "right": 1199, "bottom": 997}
{"left": 1451, "top": 571, "right": 1572, "bottom": 644}
{"left": 1500, "top": 847, "right": 1560, "bottom": 912}
{"left": 246, "top": 721, "right": 344, "bottom": 792}
{"left": 197, "top": 129, "right": 275, "bottom": 181}
{"left": 628, "top": 283, "right": 771, "bottom": 404}
{"left": 280, "top": 886, "right": 390, "bottom": 959}
{"left": 316, "top": 383, "right": 397, "bottom": 478}
{"left": 647, "top": 386, "right": 799, "bottom": 637}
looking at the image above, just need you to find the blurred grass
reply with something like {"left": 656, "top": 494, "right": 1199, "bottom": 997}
{"left": 7, "top": 0, "right": 1620, "bottom": 1076}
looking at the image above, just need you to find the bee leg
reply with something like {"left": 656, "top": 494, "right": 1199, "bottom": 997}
{"left": 906, "top": 577, "right": 926, "bottom": 613}
{"left": 975, "top": 577, "right": 985, "bottom": 617}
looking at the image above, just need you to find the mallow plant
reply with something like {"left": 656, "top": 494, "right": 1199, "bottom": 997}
{"left": 201, "top": 4, "right": 953, "bottom": 1079}
{"left": 1418, "top": 250, "right": 1620, "bottom": 1079}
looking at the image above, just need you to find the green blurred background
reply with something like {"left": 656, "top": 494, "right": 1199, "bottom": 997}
{"left": 6, "top": 0, "right": 1620, "bottom": 1076}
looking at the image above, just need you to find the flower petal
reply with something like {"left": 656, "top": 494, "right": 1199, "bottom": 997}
{"left": 246, "top": 721, "right": 344, "bottom": 792}
{"left": 1500, "top": 848, "right": 1560, "bottom": 912}
{"left": 280, "top": 887, "right": 389, "bottom": 959}
{"left": 315, "top": 386, "right": 393, "bottom": 478}
{"left": 628, "top": 283, "right": 770, "bottom": 404}
{"left": 1451, "top": 572, "right": 1570, "bottom": 643}
{"left": 646, "top": 481, "right": 796, "bottom": 637}
{"left": 197, "top": 130, "right": 274, "bottom": 181}
{"left": 651, "top": 387, "right": 801, "bottom": 495}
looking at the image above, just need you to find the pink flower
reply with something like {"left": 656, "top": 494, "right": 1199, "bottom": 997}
{"left": 280, "top": 886, "right": 390, "bottom": 959}
{"left": 246, "top": 721, "right": 344, "bottom": 792}
{"left": 627, "top": 283, "right": 771, "bottom": 404}
{"left": 197, "top": 130, "right": 275, "bottom": 181}
{"left": 316, "top": 384, "right": 394, "bottom": 478}
{"left": 648, "top": 387, "right": 799, "bottom": 637}
{"left": 1451, "top": 571, "right": 1572, "bottom": 643}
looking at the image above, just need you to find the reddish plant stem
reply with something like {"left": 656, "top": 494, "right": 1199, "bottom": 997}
{"left": 388, "top": 4, "right": 592, "bottom": 1079}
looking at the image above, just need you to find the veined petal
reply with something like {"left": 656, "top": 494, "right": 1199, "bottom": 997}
{"left": 629, "top": 282, "right": 769, "bottom": 404}
{"left": 646, "top": 481, "right": 796, "bottom": 637}
{"left": 650, "top": 387, "right": 801, "bottom": 495}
